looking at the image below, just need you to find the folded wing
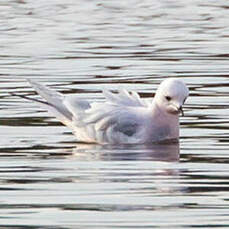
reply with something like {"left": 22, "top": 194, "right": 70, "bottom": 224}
{"left": 28, "top": 80, "right": 149, "bottom": 143}
{"left": 73, "top": 90, "right": 148, "bottom": 143}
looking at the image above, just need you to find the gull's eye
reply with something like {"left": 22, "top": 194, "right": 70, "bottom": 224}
{"left": 165, "top": 96, "right": 171, "bottom": 101}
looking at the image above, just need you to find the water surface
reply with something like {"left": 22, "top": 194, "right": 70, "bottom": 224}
{"left": 1, "top": 0, "right": 229, "bottom": 228}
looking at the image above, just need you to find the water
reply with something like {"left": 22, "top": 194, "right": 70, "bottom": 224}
{"left": 1, "top": 0, "right": 229, "bottom": 227}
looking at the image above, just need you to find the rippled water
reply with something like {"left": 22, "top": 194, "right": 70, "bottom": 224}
{"left": 1, "top": 0, "right": 229, "bottom": 228}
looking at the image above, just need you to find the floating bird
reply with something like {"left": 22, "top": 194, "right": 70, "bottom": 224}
{"left": 14, "top": 78, "right": 189, "bottom": 144}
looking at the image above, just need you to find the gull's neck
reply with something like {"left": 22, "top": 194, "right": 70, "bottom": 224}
{"left": 152, "top": 100, "right": 179, "bottom": 122}
{"left": 151, "top": 100, "right": 180, "bottom": 140}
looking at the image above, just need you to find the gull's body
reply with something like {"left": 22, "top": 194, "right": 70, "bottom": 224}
{"left": 24, "top": 78, "right": 189, "bottom": 144}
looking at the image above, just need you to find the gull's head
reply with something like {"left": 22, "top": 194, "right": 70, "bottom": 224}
{"left": 154, "top": 78, "right": 189, "bottom": 116}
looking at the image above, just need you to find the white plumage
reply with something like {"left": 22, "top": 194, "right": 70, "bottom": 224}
{"left": 25, "top": 78, "right": 189, "bottom": 144}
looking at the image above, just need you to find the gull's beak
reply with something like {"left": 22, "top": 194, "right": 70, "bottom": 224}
{"left": 171, "top": 103, "right": 184, "bottom": 116}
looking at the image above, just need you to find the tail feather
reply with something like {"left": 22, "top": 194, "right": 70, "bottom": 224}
{"left": 27, "top": 79, "right": 63, "bottom": 104}
{"left": 12, "top": 80, "right": 75, "bottom": 129}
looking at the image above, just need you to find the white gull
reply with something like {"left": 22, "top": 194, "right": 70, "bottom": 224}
{"left": 20, "top": 78, "right": 189, "bottom": 144}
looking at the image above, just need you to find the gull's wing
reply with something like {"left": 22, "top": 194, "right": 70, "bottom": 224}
{"left": 25, "top": 81, "right": 149, "bottom": 143}
{"left": 80, "top": 89, "right": 147, "bottom": 131}
{"left": 75, "top": 102, "right": 142, "bottom": 143}
{"left": 73, "top": 90, "right": 149, "bottom": 143}
{"left": 66, "top": 89, "right": 148, "bottom": 129}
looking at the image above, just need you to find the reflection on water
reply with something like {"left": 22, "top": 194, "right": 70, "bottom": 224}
{"left": 0, "top": 143, "right": 184, "bottom": 226}
{"left": 0, "top": 141, "right": 229, "bottom": 227}
{"left": 72, "top": 142, "right": 180, "bottom": 162}
{"left": 1, "top": 0, "right": 229, "bottom": 228}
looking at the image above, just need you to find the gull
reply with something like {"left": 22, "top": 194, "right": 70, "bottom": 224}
{"left": 14, "top": 78, "right": 189, "bottom": 144}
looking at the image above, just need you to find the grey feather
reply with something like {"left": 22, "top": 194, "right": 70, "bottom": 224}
{"left": 113, "top": 119, "right": 139, "bottom": 137}
{"left": 27, "top": 80, "right": 73, "bottom": 126}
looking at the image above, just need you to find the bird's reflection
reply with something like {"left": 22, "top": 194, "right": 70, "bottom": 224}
{"left": 69, "top": 141, "right": 180, "bottom": 162}
{"left": 67, "top": 142, "right": 184, "bottom": 194}
{"left": 38, "top": 141, "right": 187, "bottom": 195}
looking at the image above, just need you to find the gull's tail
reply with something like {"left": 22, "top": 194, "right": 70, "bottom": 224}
{"left": 11, "top": 80, "right": 74, "bottom": 129}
